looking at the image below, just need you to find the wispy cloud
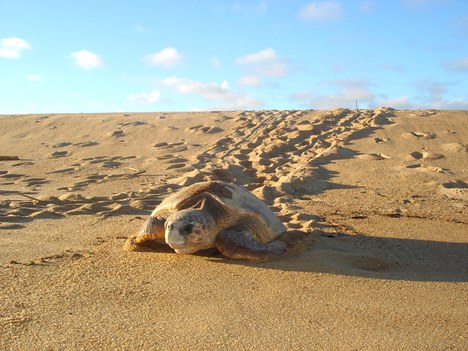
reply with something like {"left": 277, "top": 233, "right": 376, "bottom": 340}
{"left": 291, "top": 79, "right": 375, "bottom": 109}
{"left": 413, "top": 79, "right": 448, "bottom": 103}
{"left": 237, "top": 48, "right": 291, "bottom": 87}
{"left": 443, "top": 56, "right": 468, "bottom": 72}
{"left": 377, "top": 96, "right": 416, "bottom": 109}
{"left": 0, "top": 37, "right": 31, "bottom": 59}
{"left": 128, "top": 90, "right": 161, "bottom": 104}
{"left": 238, "top": 75, "right": 262, "bottom": 87}
{"left": 133, "top": 24, "right": 146, "bottom": 33}
{"left": 70, "top": 50, "right": 104, "bottom": 69}
{"left": 25, "top": 74, "right": 45, "bottom": 81}
{"left": 431, "top": 98, "right": 468, "bottom": 110}
{"left": 237, "top": 48, "right": 277, "bottom": 65}
{"left": 211, "top": 57, "right": 222, "bottom": 70}
{"left": 359, "top": 1, "right": 375, "bottom": 13}
{"left": 412, "top": 79, "right": 468, "bottom": 109}
{"left": 161, "top": 76, "right": 231, "bottom": 100}
{"left": 299, "top": 1, "right": 343, "bottom": 21}
{"left": 450, "top": 16, "right": 468, "bottom": 37}
{"left": 144, "top": 47, "right": 183, "bottom": 68}
{"left": 160, "top": 76, "right": 263, "bottom": 110}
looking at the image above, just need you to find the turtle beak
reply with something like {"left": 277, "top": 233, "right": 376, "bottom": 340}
{"left": 165, "top": 222, "right": 189, "bottom": 252}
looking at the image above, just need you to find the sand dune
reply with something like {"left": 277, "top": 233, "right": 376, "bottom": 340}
{"left": 1, "top": 109, "right": 467, "bottom": 350}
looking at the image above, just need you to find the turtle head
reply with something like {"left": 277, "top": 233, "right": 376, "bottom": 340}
{"left": 165, "top": 208, "right": 216, "bottom": 254}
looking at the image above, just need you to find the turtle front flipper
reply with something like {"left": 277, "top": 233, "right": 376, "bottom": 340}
{"left": 123, "top": 216, "right": 166, "bottom": 251}
{"left": 215, "top": 226, "right": 287, "bottom": 261}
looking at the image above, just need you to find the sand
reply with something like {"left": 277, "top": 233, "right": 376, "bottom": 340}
{"left": 1, "top": 109, "right": 467, "bottom": 350}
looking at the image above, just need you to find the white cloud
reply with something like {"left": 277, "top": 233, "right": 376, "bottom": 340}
{"left": 444, "top": 56, "right": 468, "bottom": 72}
{"left": 70, "top": 50, "right": 104, "bottom": 69}
{"left": 236, "top": 48, "right": 291, "bottom": 87}
{"left": 238, "top": 75, "right": 262, "bottom": 87}
{"left": 256, "top": 61, "right": 290, "bottom": 77}
{"left": 128, "top": 90, "right": 161, "bottom": 104}
{"left": 161, "top": 76, "right": 231, "bottom": 100}
{"left": 160, "top": 76, "right": 263, "bottom": 110}
{"left": 0, "top": 37, "right": 31, "bottom": 59}
{"left": 144, "top": 47, "right": 183, "bottom": 68}
{"left": 411, "top": 79, "right": 468, "bottom": 109}
{"left": 413, "top": 79, "right": 448, "bottom": 103}
{"left": 211, "top": 95, "right": 264, "bottom": 110}
{"left": 377, "top": 96, "right": 416, "bottom": 109}
{"left": 25, "top": 74, "right": 45, "bottom": 81}
{"left": 133, "top": 24, "right": 146, "bottom": 33}
{"left": 432, "top": 98, "right": 468, "bottom": 110}
{"left": 237, "top": 48, "right": 277, "bottom": 65}
{"left": 211, "top": 57, "right": 222, "bottom": 70}
{"left": 291, "top": 79, "right": 375, "bottom": 109}
{"left": 300, "top": 1, "right": 343, "bottom": 21}
{"left": 291, "top": 91, "right": 315, "bottom": 102}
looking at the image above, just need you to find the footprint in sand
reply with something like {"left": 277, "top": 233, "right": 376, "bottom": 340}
{"left": 154, "top": 142, "right": 169, "bottom": 148}
{"left": 22, "top": 178, "right": 49, "bottom": 187}
{"left": 166, "top": 156, "right": 189, "bottom": 164}
{"left": 73, "top": 141, "right": 99, "bottom": 147}
{"left": 409, "top": 131, "right": 436, "bottom": 139}
{"left": 439, "top": 180, "right": 468, "bottom": 201}
{"left": 100, "top": 160, "right": 122, "bottom": 168}
{"left": 108, "top": 129, "right": 125, "bottom": 138}
{"left": 154, "top": 141, "right": 187, "bottom": 152}
{"left": 119, "top": 121, "right": 148, "bottom": 127}
{"left": 408, "top": 150, "right": 444, "bottom": 161}
{"left": 156, "top": 155, "right": 174, "bottom": 160}
{"left": 50, "top": 151, "right": 70, "bottom": 158}
{"left": 0, "top": 172, "right": 25, "bottom": 180}
{"left": 187, "top": 125, "right": 224, "bottom": 134}
{"left": 374, "top": 137, "right": 390, "bottom": 143}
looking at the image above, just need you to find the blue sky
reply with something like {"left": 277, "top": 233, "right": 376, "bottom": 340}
{"left": 1, "top": 0, "right": 467, "bottom": 113}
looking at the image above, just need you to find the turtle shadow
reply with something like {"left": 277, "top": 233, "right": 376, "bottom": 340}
{"left": 211, "top": 230, "right": 468, "bottom": 283}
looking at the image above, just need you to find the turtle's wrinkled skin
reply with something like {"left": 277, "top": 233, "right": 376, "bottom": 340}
{"left": 124, "top": 181, "right": 287, "bottom": 261}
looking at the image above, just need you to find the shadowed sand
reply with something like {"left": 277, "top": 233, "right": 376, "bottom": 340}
{"left": 1, "top": 109, "right": 467, "bottom": 350}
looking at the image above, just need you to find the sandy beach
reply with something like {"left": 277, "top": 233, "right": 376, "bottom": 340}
{"left": 1, "top": 109, "right": 467, "bottom": 350}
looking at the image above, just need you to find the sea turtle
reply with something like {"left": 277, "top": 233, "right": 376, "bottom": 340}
{"left": 124, "top": 181, "right": 287, "bottom": 261}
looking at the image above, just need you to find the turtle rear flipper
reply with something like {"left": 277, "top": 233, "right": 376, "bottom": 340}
{"left": 215, "top": 226, "right": 287, "bottom": 261}
{"left": 124, "top": 216, "right": 166, "bottom": 251}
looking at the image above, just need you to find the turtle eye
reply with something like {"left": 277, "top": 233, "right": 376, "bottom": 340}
{"left": 182, "top": 223, "right": 193, "bottom": 235}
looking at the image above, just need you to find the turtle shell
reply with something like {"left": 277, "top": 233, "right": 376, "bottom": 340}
{"left": 152, "top": 181, "right": 286, "bottom": 243}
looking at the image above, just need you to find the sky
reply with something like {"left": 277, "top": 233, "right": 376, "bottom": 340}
{"left": 0, "top": 0, "right": 467, "bottom": 113}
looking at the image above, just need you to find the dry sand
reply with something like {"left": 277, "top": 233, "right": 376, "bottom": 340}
{"left": 1, "top": 109, "right": 467, "bottom": 350}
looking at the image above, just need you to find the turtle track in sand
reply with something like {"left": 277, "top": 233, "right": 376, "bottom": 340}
{"left": 168, "top": 108, "right": 396, "bottom": 231}
{"left": 0, "top": 108, "right": 396, "bottom": 233}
